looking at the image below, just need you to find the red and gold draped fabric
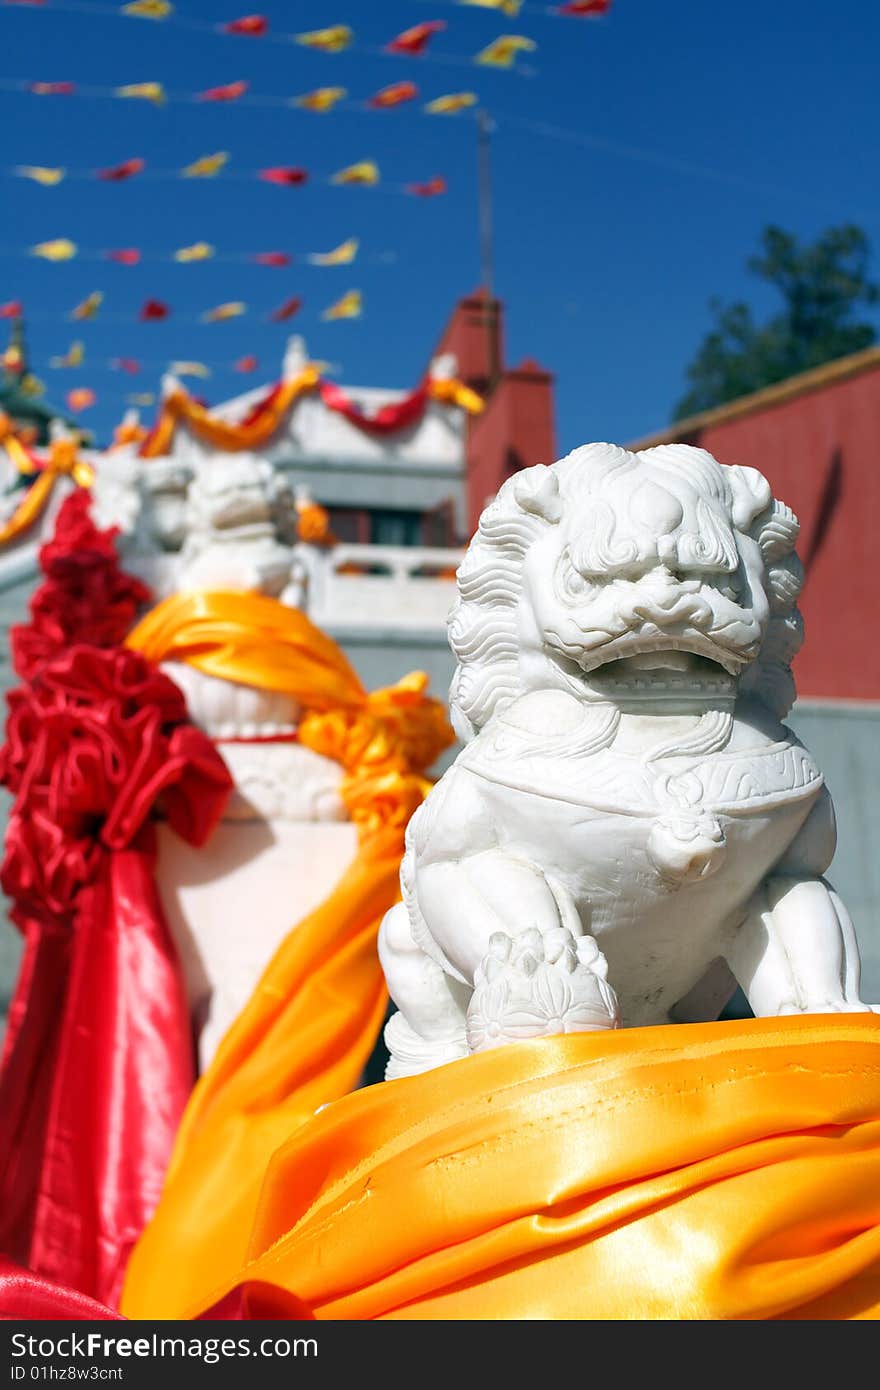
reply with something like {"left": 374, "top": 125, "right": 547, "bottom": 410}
{"left": 161, "top": 1016, "right": 880, "bottom": 1321}
{"left": 0, "top": 430, "right": 95, "bottom": 548}
{"left": 120, "top": 591, "right": 454, "bottom": 1320}
{"left": 0, "top": 648, "right": 232, "bottom": 1309}
{"left": 139, "top": 367, "right": 483, "bottom": 458}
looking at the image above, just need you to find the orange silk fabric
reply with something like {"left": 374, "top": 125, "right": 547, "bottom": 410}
{"left": 121, "top": 591, "right": 454, "bottom": 1319}
{"left": 169, "top": 1016, "right": 880, "bottom": 1321}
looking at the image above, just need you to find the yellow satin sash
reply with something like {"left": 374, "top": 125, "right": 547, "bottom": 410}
{"left": 177, "top": 1016, "right": 880, "bottom": 1321}
{"left": 121, "top": 591, "right": 454, "bottom": 1318}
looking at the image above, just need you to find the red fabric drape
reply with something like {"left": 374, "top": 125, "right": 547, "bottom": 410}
{"left": 316, "top": 380, "right": 430, "bottom": 435}
{"left": 0, "top": 1257, "right": 123, "bottom": 1321}
{"left": 0, "top": 647, "right": 233, "bottom": 1309}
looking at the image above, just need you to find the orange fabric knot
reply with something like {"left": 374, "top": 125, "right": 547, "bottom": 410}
{"left": 295, "top": 498, "right": 336, "bottom": 546}
{"left": 299, "top": 671, "right": 454, "bottom": 836}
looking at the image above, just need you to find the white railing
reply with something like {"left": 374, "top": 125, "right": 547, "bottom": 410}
{"left": 303, "top": 542, "right": 464, "bottom": 632}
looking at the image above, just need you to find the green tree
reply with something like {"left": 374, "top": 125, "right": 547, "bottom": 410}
{"left": 674, "top": 224, "right": 879, "bottom": 419}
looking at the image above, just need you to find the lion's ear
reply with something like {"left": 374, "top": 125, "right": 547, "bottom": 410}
{"left": 727, "top": 465, "right": 773, "bottom": 531}
{"left": 513, "top": 465, "right": 562, "bottom": 524}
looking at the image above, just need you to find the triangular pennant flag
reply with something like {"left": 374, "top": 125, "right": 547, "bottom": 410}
{"left": 295, "top": 25, "right": 352, "bottom": 53}
{"left": 331, "top": 160, "right": 379, "bottom": 186}
{"left": 66, "top": 387, "right": 96, "bottom": 411}
{"left": 202, "top": 302, "right": 246, "bottom": 322}
{"left": 293, "top": 87, "right": 346, "bottom": 112}
{"left": 223, "top": 14, "right": 267, "bottom": 35}
{"left": 123, "top": 1, "right": 173, "bottom": 17}
{"left": 234, "top": 355, "right": 259, "bottom": 372}
{"left": 30, "top": 238, "right": 77, "bottom": 261}
{"left": 322, "top": 289, "right": 362, "bottom": 320}
{"left": 200, "top": 80, "right": 248, "bottom": 102}
{"left": 0, "top": 301, "right": 23, "bottom": 319}
{"left": 251, "top": 251, "right": 291, "bottom": 267}
{"left": 50, "top": 342, "right": 85, "bottom": 369}
{"left": 308, "top": 237, "right": 359, "bottom": 267}
{"left": 475, "top": 35, "right": 537, "bottom": 67}
{"left": 424, "top": 92, "right": 478, "bottom": 115}
{"left": 115, "top": 82, "right": 166, "bottom": 105}
{"left": 29, "top": 81, "right": 76, "bottom": 95}
{"left": 70, "top": 291, "right": 103, "bottom": 320}
{"left": 140, "top": 299, "right": 170, "bottom": 320}
{"left": 16, "top": 165, "right": 65, "bottom": 186}
{"left": 269, "top": 296, "right": 302, "bottom": 322}
{"left": 174, "top": 241, "right": 214, "bottom": 262}
{"left": 97, "top": 157, "right": 145, "bottom": 181}
{"left": 460, "top": 0, "right": 522, "bottom": 14}
{"left": 387, "top": 21, "right": 445, "bottom": 55}
{"left": 170, "top": 360, "right": 211, "bottom": 379}
{"left": 106, "top": 248, "right": 141, "bottom": 265}
{"left": 259, "top": 166, "right": 308, "bottom": 185}
{"left": 369, "top": 82, "right": 418, "bottom": 109}
{"left": 558, "top": 0, "right": 612, "bottom": 14}
{"left": 181, "top": 152, "right": 228, "bottom": 178}
{"left": 407, "top": 176, "right": 447, "bottom": 197}
{"left": 112, "top": 358, "right": 142, "bottom": 374}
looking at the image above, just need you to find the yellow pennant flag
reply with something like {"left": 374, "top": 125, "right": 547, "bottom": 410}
{"left": 174, "top": 242, "right": 214, "bottom": 263}
{"left": 322, "top": 289, "right": 362, "bottom": 321}
{"left": 50, "top": 341, "right": 85, "bottom": 369}
{"left": 115, "top": 82, "right": 166, "bottom": 106}
{"left": 476, "top": 35, "right": 537, "bottom": 67}
{"left": 424, "top": 92, "right": 478, "bottom": 115}
{"left": 169, "top": 360, "right": 211, "bottom": 379}
{"left": 331, "top": 160, "right": 379, "bottom": 186}
{"left": 71, "top": 291, "right": 103, "bottom": 321}
{"left": 295, "top": 25, "right": 353, "bottom": 53}
{"left": 16, "top": 165, "right": 65, "bottom": 186}
{"left": 293, "top": 87, "right": 347, "bottom": 113}
{"left": 202, "top": 302, "right": 246, "bottom": 322}
{"left": 181, "top": 152, "right": 228, "bottom": 178}
{"left": 460, "top": 0, "right": 523, "bottom": 15}
{"left": 128, "top": 392, "right": 156, "bottom": 406}
{"left": 308, "top": 238, "right": 359, "bottom": 267}
{"left": 122, "top": 0, "right": 173, "bottom": 17}
{"left": 30, "top": 238, "right": 77, "bottom": 262}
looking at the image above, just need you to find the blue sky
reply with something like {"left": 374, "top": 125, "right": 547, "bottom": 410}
{"left": 3, "top": 0, "right": 879, "bottom": 453}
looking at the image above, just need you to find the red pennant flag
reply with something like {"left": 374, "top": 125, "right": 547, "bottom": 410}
{"left": 105, "top": 248, "right": 141, "bottom": 265}
{"left": 234, "top": 355, "right": 259, "bottom": 372}
{"left": 269, "top": 295, "right": 302, "bottom": 322}
{"left": 0, "top": 300, "right": 23, "bottom": 319}
{"left": 28, "top": 80, "right": 75, "bottom": 95}
{"left": 407, "top": 175, "right": 447, "bottom": 197}
{"left": 139, "top": 299, "right": 170, "bottom": 321}
{"left": 259, "top": 166, "right": 308, "bottom": 186}
{"left": 97, "top": 157, "right": 145, "bottom": 182}
{"left": 369, "top": 81, "right": 419, "bottom": 109}
{"left": 223, "top": 14, "right": 267, "bottom": 35}
{"left": 251, "top": 251, "right": 291, "bottom": 267}
{"left": 386, "top": 21, "right": 445, "bottom": 55}
{"left": 112, "top": 358, "right": 142, "bottom": 374}
{"left": 200, "top": 80, "right": 248, "bottom": 102}
{"left": 558, "top": 0, "right": 612, "bottom": 13}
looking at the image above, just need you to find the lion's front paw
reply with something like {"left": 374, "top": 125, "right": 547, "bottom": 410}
{"left": 466, "top": 926, "right": 619, "bottom": 1053}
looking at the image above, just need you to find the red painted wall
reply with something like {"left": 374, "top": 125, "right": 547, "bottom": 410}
{"left": 652, "top": 367, "right": 880, "bottom": 700}
{"left": 466, "top": 364, "right": 556, "bottom": 534}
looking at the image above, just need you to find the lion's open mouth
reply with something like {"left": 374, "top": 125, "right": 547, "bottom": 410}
{"left": 547, "top": 633, "right": 739, "bottom": 700}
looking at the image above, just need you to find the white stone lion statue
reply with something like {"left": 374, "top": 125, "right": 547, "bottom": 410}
{"left": 378, "top": 442, "right": 875, "bottom": 1078}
